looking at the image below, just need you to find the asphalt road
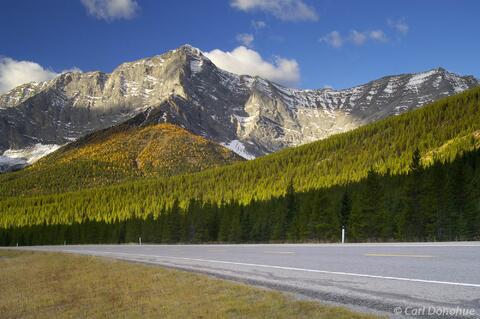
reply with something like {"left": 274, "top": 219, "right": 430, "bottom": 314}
{"left": 13, "top": 242, "right": 480, "bottom": 318}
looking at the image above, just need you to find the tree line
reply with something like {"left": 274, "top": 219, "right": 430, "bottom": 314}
{"left": 2, "top": 146, "right": 479, "bottom": 246}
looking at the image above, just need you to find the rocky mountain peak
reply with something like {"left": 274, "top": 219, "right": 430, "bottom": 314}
{"left": 177, "top": 44, "right": 203, "bottom": 56}
{"left": 0, "top": 44, "right": 478, "bottom": 171}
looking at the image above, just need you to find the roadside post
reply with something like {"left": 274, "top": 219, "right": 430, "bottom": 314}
{"left": 341, "top": 226, "right": 345, "bottom": 244}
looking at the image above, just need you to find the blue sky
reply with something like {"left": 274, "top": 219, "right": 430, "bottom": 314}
{"left": 0, "top": 0, "right": 479, "bottom": 92}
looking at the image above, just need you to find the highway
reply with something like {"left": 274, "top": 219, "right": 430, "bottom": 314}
{"left": 15, "top": 242, "right": 480, "bottom": 318}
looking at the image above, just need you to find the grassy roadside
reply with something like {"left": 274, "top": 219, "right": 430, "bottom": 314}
{"left": 0, "top": 250, "right": 382, "bottom": 319}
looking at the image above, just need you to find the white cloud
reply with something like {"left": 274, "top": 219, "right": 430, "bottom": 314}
{"left": 388, "top": 18, "right": 409, "bottom": 35}
{"left": 81, "top": 0, "right": 138, "bottom": 21}
{"left": 0, "top": 58, "right": 57, "bottom": 93}
{"left": 0, "top": 57, "right": 80, "bottom": 93}
{"left": 319, "top": 31, "right": 343, "bottom": 48}
{"left": 231, "top": 0, "right": 318, "bottom": 22}
{"left": 251, "top": 20, "right": 267, "bottom": 30}
{"left": 236, "top": 33, "right": 255, "bottom": 47}
{"left": 349, "top": 30, "right": 367, "bottom": 45}
{"left": 369, "top": 30, "right": 388, "bottom": 42}
{"left": 320, "top": 29, "right": 388, "bottom": 48}
{"left": 205, "top": 46, "right": 300, "bottom": 86}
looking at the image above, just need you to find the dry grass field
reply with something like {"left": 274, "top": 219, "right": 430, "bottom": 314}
{"left": 0, "top": 250, "right": 382, "bottom": 319}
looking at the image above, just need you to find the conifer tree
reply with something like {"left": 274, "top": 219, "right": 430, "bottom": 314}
{"left": 402, "top": 148, "right": 425, "bottom": 240}
{"left": 339, "top": 191, "right": 352, "bottom": 228}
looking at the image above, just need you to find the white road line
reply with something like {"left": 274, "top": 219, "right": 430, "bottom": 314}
{"left": 60, "top": 249, "right": 480, "bottom": 288}
{"left": 365, "top": 253, "right": 434, "bottom": 258}
{"left": 263, "top": 251, "right": 295, "bottom": 254}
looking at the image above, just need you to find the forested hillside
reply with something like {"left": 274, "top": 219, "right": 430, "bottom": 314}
{"left": 0, "top": 123, "right": 242, "bottom": 194}
{"left": 2, "top": 147, "right": 479, "bottom": 245}
{"left": 0, "top": 87, "right": 479, "bottom": 243}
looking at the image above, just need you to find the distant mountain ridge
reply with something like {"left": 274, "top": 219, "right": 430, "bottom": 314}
{"left": 0, "top": 44, "right": 478, "bottom": 171}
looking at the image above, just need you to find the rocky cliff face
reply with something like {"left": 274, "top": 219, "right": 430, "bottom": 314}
{"left": 0, "top": 44, "right": 478, "bottom": 170}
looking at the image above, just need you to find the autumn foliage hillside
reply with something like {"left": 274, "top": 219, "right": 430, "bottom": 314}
{"left": 0, "top": 123, "right": 242, "bottom": 195}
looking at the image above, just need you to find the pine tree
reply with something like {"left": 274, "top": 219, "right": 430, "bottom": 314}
{"left": 165, "top": 200, "right": 181, "bottom": 242}
{"left": 402, "top": 148, "right": 424, "bottom": 240}
{"left": 351, "top": 168, "right": 384, "bottom": 240}
{"left": 285, "top": 180, "right": 297, "bottom": 239}
{"left": 339, "top": 191, "right": 352, "bottom": 228}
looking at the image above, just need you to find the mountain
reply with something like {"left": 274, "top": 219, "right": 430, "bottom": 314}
{"left": 2, "top": 86, "right": 480, "bottom": 244}
{"left": 1, "top": 86, "right": 479, "bottom": 200}
{"left": 0, "top": 122, "right": 241, "bottom": 193}
{"left": 0, "top": 45, "right": 478, "bottom": 171}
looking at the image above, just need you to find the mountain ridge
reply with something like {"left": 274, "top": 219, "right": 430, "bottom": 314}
{"left": 0, "top": 44, "right": 478, "bottom": 171}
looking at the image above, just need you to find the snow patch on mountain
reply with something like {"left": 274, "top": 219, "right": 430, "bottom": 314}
{"left": 407, "top": 70, "right": 438, "bottom": 92}
{"left": 190, "top": 59, "right": 203, "bottom": 74}
{"left": 221, "top": 140, "right": 256, "bottom": 160}
{"left": 0, "top": 144, "right": 61, "bottom": 171}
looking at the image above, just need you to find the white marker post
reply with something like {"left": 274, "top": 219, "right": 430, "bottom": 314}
{"left": 341, "top": 226, "right": 345, "bottom": 244}
{"left": 139, "top": 237, "right": 142, "bottom": 245}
